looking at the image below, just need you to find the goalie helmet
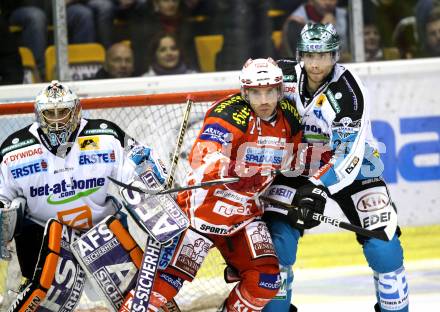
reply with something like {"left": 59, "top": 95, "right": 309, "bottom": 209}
{"left": 239, "top": 57, "right": 284, "bottom": 102}
{"left": 297, "top": 23, "right": 340, "bottom": 61}
{"left": 35, "top": 80, "right": 81, "bottom": 147}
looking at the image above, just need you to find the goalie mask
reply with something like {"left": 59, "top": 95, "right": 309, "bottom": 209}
{"left": 35, "top": 80, "right": 81, "bottom": 147}
{"left": 239, "top": 58, "right": 284, "bottom": 103}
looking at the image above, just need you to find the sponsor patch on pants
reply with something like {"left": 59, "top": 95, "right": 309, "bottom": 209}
{"left": 245, "top": 221, "right": 276, "bottom": 259}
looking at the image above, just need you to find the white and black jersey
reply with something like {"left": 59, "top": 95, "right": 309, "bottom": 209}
{"left": 0, "top": 118, "right": 160, "bottom": 228}
{"left": 278, "top": 59, "right": 381, "bottom": 194}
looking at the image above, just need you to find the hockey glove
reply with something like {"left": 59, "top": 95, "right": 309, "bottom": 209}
{"left": 292, "top": 183, "right": 328, "bottom": 230}
{"left": 225, "top": 160, "right": 268, "bottom": 193}
{"left": 127, "top": 145, "right": 167, "bottom": 184}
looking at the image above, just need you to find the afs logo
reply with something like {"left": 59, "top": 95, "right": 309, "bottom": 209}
{"left": 10, "top": 159, "right": 48, "bottom": 179}
{"left": 78, "top": 136, "right": 100, "bottom": 150}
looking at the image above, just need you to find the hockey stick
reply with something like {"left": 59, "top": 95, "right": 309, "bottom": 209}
{"left": 131, "top": 95, "right": 194, "bottom": 312}
{"left": 109, "top": 176, "right": 239, "bottom": 195}
{"left": 166, "top": 94, "right": 194, "bottom": 189}
{"left": 109, "top": 168, "right": 297, "bottom": 196}
{"left": 262, "top": 197, "right": 390, "bottom": 241}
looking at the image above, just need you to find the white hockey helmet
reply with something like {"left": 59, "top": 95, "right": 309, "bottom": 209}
{"left": 239, "top": 57, "right": 284, "bottom": 102}
{"left": 35, "top": 80, "right": 81, "bottom": 147}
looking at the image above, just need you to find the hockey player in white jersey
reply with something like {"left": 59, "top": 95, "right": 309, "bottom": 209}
{"left": 262, "top": 23, "right": 409, "bottom": 312}
{"left": 0, "top": 81, "right": 167, "bottom": 311}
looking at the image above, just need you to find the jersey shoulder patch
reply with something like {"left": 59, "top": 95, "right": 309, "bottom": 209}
{"left": 326, "top": 70, "right": 364, "bottom": 120}
{"left": 279, "top": 99, "right": 302, "bottom": 134}
{"left": 0, "top": 125, "right": 37, "bottom": 159}
{"left": 208, "top": 94, "right": 251, "bottom": 132}
{"left": 80, "top": 119, "right": 126, "bottom": 145}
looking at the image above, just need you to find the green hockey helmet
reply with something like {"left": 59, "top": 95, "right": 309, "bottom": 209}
{"left": 297, "top": 23, "right": 340, "bottom": 53}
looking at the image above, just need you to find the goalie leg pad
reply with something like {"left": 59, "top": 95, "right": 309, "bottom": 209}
{"left": 8, "top": 218, "right": 86, "bottom": 312}
{"left": 71, "top": 215, "right": 142, "bottom": 311}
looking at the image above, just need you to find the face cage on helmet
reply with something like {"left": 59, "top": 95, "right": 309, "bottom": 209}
{"left": 240, "top": 83, "right": 284, "bottom": 104}
{"left": 37, "top": 103, "right": 80, "bottom": 147}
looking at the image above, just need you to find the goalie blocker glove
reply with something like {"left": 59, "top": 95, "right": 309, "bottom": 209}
{"left": 292, "top": 183, "right": 329, "bottom": 230}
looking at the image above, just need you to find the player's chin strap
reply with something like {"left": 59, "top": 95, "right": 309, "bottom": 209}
{"left": 0, "top": 197, "right": 25, "bottom": 260}
{"left": 262, "top": 196, "right": 390, "bottom": 241}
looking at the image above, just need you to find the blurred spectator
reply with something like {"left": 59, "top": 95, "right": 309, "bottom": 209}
{"left": 143, "top": 32, "right": 196, "bottom": 76}
{"left": 2, "top": 1, "right": 47, "bottom": 79}
{"left": 65, "top": 0, "right": 96, "bottom": 43}
{"left": 363, "top": 0, "right": 418, "bottom": 59}
{"left": 2, "top": 0, "right": 96, "bottom": 80}
{"left": 88, "top": 0, "right": 142, "bottom": 47}
{"left": 416, "top": 0, "right": 436, "bottom": 45}
{"left": 279, "top": 0, "right": 349, "bottom": 60}
{"left": 212, "top": 0, "right": 275, "bottom": 70}
{"left": 0, "top": 13, "right": 24, "bottom": 85}
{"left": 421, "top": 5, "right": 440, "bottom": 56}
{"left": 93, "top": 41, "right": 134, "bottom": 78}
{"left": 129, "top": 0, "right": 199, "bottom": 75}
{"left": 364, "top": 22, "right": 384, "bottom": 61}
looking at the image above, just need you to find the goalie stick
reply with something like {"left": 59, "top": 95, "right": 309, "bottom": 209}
{"left": 131, "top": 95, "right": 194, "bottom": 312}
{"left": 262, "top": 196, "right": 390, "bottom": 241}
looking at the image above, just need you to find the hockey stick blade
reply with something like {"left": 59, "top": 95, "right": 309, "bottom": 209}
{"left": 108, "top": 176, "right": 239, "bottom": 195}
{"left": 261, "top": 196, "right": 389, "bottom": 241}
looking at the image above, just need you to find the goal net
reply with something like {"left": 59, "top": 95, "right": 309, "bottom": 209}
{"left": 0, "top": 88, "right": 239, "bottom": 311}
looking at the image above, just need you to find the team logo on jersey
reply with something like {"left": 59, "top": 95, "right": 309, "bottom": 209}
{"left": 244, "top": 147, "right": 284, "bottom": 165}
{"left": 57, "top": 205, "right": 93, "bottom": 229}
{"left": 10, "top": 159, "right": 48, "bottom": 179}
{"left": 79, "top": 150, "right": 115, "bottom": 165}
{"left": 333, "top": 118, "right": 361, "bottom": 139}
{"left": 199, "top": 123, "right": 231, "bottom": 145}
{"left": 78, "top": 136, "right": 100, "bottom": 150}
{"left": 245, "top": 221, "right": 276, "bottom": 259}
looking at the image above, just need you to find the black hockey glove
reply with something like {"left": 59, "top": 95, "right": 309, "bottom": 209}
{"left": 292, "top": 183, "right": 329, "bottom": 230}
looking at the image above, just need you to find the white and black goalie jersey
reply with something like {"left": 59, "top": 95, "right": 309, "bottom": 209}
{"left": 0, "top": 118, "right": 151, "bottom": 228}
